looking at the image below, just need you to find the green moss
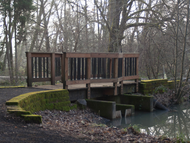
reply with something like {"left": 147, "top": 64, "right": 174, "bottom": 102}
{"left": 122, "top": 94, "right": 153, "bottom": 112}
{"left": 6, "top": 89, "right": 72, "bottom": 124}
{"left": 46, "top": 103, "right": 55, "bottom": 110}
{"left": 21, "top": 114, "right": 42, "bottom": 124}
{"left": 70, "top": 104, "right": 77, "bottom": 110}
{"left": 62, "top": 106, "right": 70, "bottom": 111}
{"left": 139, "top": 79, "right": 174, "bottom": 94}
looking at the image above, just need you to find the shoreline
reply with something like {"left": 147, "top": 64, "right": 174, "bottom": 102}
{"left": 35, "top": 108, "right": 178, "bottom": 142}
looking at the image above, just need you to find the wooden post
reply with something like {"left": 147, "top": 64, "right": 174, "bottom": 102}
{"left": 63, "top": 53, "right": 68, "bottom": 89}
{"left": 86, "top": 57, "right": 91, "bottom": 99}
{"left": 120, "top": 57, "right": 124, "bottom": 95}
{"left": 26, "top": 52, "right": 32, "bottom": 87}
{"left": 51, "top": 53, "right": 55, "bottom": 85}
{"left": 135, "top": 57, "right": 139, "bottom": 92}
{"left": 113, "top": 58, "right": 118, "bottom": 95}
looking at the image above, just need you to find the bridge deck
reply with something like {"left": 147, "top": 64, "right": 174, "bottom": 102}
{"left": 33, "top": 81, "right": 136, "bottom": 90}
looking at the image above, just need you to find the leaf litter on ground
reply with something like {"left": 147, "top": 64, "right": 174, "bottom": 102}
{"left": 35, "top": 108, "right": 177, "bottom": 142}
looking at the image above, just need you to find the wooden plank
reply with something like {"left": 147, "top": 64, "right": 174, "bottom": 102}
{"left": 90, "top": 78, "right": 117, "bottom": 83}
{"left": 66, "top": 53, "right": 91, "bottom": 58}
{"left": 91, "top": 53, "right": 119, "bottom": 58}
{"left": 55, "top": 54, "right": 62, "bottom": 57}
{"left": 123, "top": 53, "right": 139, "bottom": 58}
{"left": 26, "top": 52, "right": 32, "bottom": 87}
{"left": 66, "top": 79, "right": 90, "bottom": 85}
{"left": 51, "top": 53, "right": 55, "bottom": 85}
{"left": 118, "top": 53, "right": 123, "bottom": 58}
{"left": 32, "top": 78, "right": 51, "bottom": 82}
{"left": 123, "top": 75, "right": 139, "bottom": 80}
{"left": 31, "top": 53, "right": 52, "bottom": 57}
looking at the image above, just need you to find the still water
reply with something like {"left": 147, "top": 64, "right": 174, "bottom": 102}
{"left": 107, "top": 102, "right": 190, "bottom": 139}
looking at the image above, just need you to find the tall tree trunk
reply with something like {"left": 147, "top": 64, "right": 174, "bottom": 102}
{"left": 174, "top": 0, "right": 180, "bottom": 95}
{"left": 176, "top": 0, "right": 190, "bottom": 103}
{"left": 30, "top": 0, "right": 43, "bottom": 51}
{"left": 41, "top": 0, "right": 51, "bottom": 52}
{"left": 8, "top": 1, "right": 14, "bottom": 84}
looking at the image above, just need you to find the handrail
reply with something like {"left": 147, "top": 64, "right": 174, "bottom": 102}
{"left": 26, "top": 52, "right": 139, "bottom": 99}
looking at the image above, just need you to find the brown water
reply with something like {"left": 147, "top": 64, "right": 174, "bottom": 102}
{"left": 107, "top": 102, "right": 190, "bottom": 139}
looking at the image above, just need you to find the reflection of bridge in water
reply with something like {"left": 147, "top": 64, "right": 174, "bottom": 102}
{"left": 108, "top": 103, "right": 190, "bottom": 139}
{"left": 26, "top": 52, "right": 139, "bottom": 100}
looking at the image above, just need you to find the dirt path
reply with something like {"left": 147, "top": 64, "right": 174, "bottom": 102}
{"left": 0, "top": 88, "right": 91, "bottom": 143}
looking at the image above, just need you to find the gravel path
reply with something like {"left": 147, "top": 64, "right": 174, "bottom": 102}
{"left": 0, "top": 87, "right": 90, "bottom": 143}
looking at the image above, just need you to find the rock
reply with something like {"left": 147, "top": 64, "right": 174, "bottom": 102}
{"left": 77, "top": 99, "right": 87, "bottom": 109}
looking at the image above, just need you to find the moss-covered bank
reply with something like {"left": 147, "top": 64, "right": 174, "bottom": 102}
{"left": 6, "top": 89, "right": 77, "bottom": 123}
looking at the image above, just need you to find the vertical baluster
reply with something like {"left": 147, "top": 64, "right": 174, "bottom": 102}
{"left": 74, "top": 58, "right": 76, "bottom": 80}
{"left": 43, "top": 57, "right": 45, "bottom": 78}
{"left": 118, "top": 58, "right": 120, "bottom": 77}
{"left": 77, "top": 58, "right": 81, "bottom": 80}
{"left": 85, "top": 58, "right": 87, "bottom": 79}
{"left": 32, "top": 57, "right": 34, "bottom": 78}
{"left": 98, "top": 58, "right": 100, "bottom": 78}
{"left": 39, "top": 57, "right": 42, "bottom": 78}
{"left": 35, "top": 57, "right": 37, "bottom": 78}
{"left": 102, "top": 58, "right": 106, "bottom": 78}
{"left": 82, "top": 58, "right": 84, "bottom": 79}
{"left": 55, "top": 58, "right": 57, "bottom": 76}
{"left": 133, "top": 58, "right": 135, "bottom": 76}
{"left": 70, "top": 58, "right": 73, "bottom": 80}
{"left": 134, "top": 57, "right": 136, "bottom": 75}
{"left": 47, "top": 57, "right": 49, "bottom": 78}
{"left": 125, "top": 58, "right": 127, "bottom": 76}
{"left": 110, "top": 58, "right": 115, "bottom": 78}
{"left": 130, "top": 58, "right": 132, "bottom": 76}
{"left": 127, "top": 58, "right": 129, "bottom": 76}
{"left": 131, "top": 58, "right": 133, "bottom": 76}
{"left": 93, "top": 58, "right": 96, "bottom": 78}
{"left": 59, "top": 57, "right": 61, "bottom": 76}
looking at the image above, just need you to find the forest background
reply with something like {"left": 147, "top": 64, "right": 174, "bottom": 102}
{"left": 0, "top": 0, "right": 190, "bottom": 101}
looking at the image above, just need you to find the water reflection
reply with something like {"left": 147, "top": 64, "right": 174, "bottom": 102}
{"left": 107, "top": 103, "right": 190, "bottom": 139}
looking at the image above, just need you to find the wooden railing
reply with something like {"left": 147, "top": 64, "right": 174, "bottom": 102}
{"left": 26, "top": 52, "right": 139, "bottom": 98}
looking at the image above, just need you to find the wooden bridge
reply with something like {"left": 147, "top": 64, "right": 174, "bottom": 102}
{"left": 26, "top": 52, "right": 139, "bottom": 99}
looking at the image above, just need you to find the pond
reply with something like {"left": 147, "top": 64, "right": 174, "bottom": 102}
{"left": 106, "top": 102, "right": 190, "bottom": 140}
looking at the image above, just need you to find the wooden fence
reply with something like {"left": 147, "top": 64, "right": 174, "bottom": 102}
{"left": 26, "top": 52, "right": 139, "bottom": 98}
